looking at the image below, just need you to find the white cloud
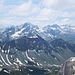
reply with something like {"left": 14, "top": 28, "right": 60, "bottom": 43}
{"left": 41, "top": 0, "right": 75, "bottom": 10}
{"left": 41, "top": 0, "right": 58, "bottom": 9}
{"left": 0, "top": 0, "right": 75, "bottom": 27}
{"left": 8, "top": 0, "right": 41, "bottom": 17}
{"left": 37, "top": 8, "right": 62, "bottom": 20}
{"left": 0, "top": 0, "right": 4, "bottom": 10}
{"left": 0, "top": 5, "right": 3, "bottom": 10}
{"left": 61, "top": 11, "right": 75, "bottom": 18}
{"left": 55, "top": 18, "right": 72, "bottom": 25}
{"left": 0, "top": 19, "right": 13, "bottom": 26}
{"left": 0, "top": 0, "right": 3, "bottom": 4}
{"left": 0, "top": 17, "right": 23, "bottom": 26}
{"left": 8, "top": 0, "right": 32, "bottom": 16}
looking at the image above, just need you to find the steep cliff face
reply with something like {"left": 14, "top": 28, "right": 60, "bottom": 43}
{"left": 58, "top": 57, "right": 75, "bottom": 75}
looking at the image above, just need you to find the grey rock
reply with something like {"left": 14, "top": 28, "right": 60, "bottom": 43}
{"left": 58, "top": 57, "right": 75, "bottom": 75}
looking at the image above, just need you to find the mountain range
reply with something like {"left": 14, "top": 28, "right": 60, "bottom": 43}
{"left": 0, "top": 22, "right": 75, "bottom": 75}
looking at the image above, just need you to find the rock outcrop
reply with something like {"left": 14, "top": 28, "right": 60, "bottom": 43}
{"left": 58, "top": 57, "right": 75, "bottom": 75}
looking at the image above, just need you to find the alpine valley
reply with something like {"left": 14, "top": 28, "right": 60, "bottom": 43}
{"left": 0, "top": 22, "right": 75, "bottom": 75}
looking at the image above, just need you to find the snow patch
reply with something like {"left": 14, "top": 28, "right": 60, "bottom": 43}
{"left": 16, "top": 58, "right": 23, "bottom": 65}
{"left": 73, "top": 66, "right": 75, "bottom": 70}
{"left": 11, "top": 28, "right": 25, "bottom": 38}
{"left": 29, "top": 69, "right": 33, "bottom": 72}
{"left": 6, "top": 54, "right": 12, "bottom": 65}
{"left": 0, "top": 53, "right": 10, "bottom": 66}
{"left": 3, "top": 70, "right": 10, "bottom": 73}
{"left": 70, "top": 57, "right": 75, "bottom": 61}
{"left": 37, "top": 63, "right": 40, "bottom": 66}
{"left": 26, "top": 51, "right": 35, "bottom": 63}
{"left": 0, "top": 68, "right": 2, "bottom": 71}
{"left": 24, "top": 60, "right": 28, "bottom": 63}
{"left": 39, "top": 29, "right": 45, "bottom": 32}
{"left": 2, "top": 50, "right": 4, "bottom": 53}
{"left": 29, "top": 35, "right": 38, "bottom": 38}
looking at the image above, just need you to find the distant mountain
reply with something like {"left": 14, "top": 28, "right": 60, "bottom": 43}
{"left": 11, "top": 23, "right": 39, "bottom": 39}
{"left": 43, "top": 24, "right": 61, "bottom": 36}
{"left": 43, "top": 24, "right": 75, "bottom": 43}
{"left": 1, "top": 23, "right": 75, "bottom": 43}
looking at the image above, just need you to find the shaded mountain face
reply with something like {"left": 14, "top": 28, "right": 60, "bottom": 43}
{"left": 50, "top": 38, "right": 75, "bottom": 52}
{"left": 50, "top": 39, "right": 75, "bottom": 63}
{"left": 0, "top": 66, "right": 49, "bottom": 75}
{"left": 0, "top": 37, "right": 75, "bottom": 70}
{"left": 58, "top": 57, "right": 75, "bottom": 75}
{"left": 3, "top": 35, "right": 53, "bottom": 53}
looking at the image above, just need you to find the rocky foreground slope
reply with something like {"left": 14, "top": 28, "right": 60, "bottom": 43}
{"left": 58, "top": 57, "right": 75, "bottom": 75}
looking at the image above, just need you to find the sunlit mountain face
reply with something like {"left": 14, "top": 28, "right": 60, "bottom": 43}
{"left": 0, "top": 23, "right": 75, "bottom": 75}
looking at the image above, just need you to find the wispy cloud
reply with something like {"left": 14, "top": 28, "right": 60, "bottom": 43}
{"left": 8, "top": 0, "right": 32, "bottom": 16}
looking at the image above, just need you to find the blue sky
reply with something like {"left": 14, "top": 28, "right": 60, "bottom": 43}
{"left": 0, "top": 0, "right": 75, "bottom": 27}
